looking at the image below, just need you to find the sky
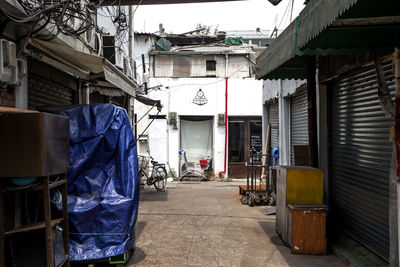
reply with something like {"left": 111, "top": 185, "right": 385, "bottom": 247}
{"left": 133, "top": 0, "right": 305, "bottom": 35}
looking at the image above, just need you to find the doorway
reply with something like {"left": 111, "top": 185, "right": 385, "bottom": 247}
{"left": 228, "top": 116, "right": 262, "bottom": 178}
{"left": 180, "top": 116, "right": 213, "bottom": 162}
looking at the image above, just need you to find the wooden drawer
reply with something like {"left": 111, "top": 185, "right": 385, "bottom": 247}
{"left": 288, "top": 204, "right": 327, "bottom": 255}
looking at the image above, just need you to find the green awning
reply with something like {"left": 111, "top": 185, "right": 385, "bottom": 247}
{"left": 256, "top": 0, "right": 400, "bottom": 80}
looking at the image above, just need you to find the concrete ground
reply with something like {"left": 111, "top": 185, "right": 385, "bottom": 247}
{"left": 128, "top": 181, "right": 347, "bottom": 267}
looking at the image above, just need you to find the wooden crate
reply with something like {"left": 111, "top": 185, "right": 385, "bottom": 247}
{"left": 288, "top": 204, "right": 328, "bottom": 255}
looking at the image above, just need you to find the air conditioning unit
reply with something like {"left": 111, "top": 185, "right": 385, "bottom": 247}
{"left": 9, "top": 58, "right": 27, "bottom": 86}
{"left": 0, "top": 39, "right": 16, "bottom": 83}
{"left": 102, "top": 35, "right": 124, "bottom": 70}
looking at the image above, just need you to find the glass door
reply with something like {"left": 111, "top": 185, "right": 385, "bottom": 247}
{"left": 228, "top": 121, "right": 245, "bottom": 163}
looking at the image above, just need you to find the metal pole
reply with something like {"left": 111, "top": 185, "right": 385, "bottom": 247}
{"left": 137, "top": 110, "right": 161, "bottom": 141}
{"left": 128, "top": 6, "right": 133, "bottom": 60}
{"left": 82, "top": 83, "right": 90, "bottom": 104}
{"left": 307, "top": 57, "right": 318, "bottom": 168}
{"left": 134, "top": 103, "right": 157, "bottom": 126}
{"left": 251, "top": 147, "right": 254, "bottom": 193}
{"left": 142, "top": 54, "right": 148, "bottom": 94}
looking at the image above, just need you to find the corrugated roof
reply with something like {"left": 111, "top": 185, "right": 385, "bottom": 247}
{"left": 150, "top": 44, "right": 255, "bottom": 55}
{"left": 256, "top": 0, "right": 400, "bottom": 80}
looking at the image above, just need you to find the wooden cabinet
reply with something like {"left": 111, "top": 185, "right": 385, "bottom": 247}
{"left": 0, "top": 111, "right": 70, "bottom": 267}
{"left": 0, "top": 112, "right": 69, "bottom": 177}
{"left": 276, "top": 166, "right": 324, "bottom": 243}
{"left": 287, "top": 204, "right": 328, "bottom": 255}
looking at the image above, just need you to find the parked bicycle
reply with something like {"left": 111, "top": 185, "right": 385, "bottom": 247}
{"left": 138, "top": 155, "right": 167, "bottom": 191}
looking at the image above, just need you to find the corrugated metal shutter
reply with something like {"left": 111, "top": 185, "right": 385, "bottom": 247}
{"left": 330, "top": 62, "right": 393, "bottom": 260}
{"left": 268, "top": 102, "right": 279, "bottom": 150}
{"left": 290, "top": 89, "right": 308, "bottom": 165}
{"left": 28, "top": 73, "right": 73, "bottom": 110}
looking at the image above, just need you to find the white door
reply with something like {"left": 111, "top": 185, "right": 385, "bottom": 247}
{"left": 180, "top": 119, "right": 213, "bottom": 161}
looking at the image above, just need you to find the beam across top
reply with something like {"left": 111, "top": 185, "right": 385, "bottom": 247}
{"left": 95, "top": 0, "right": 244, "bottom": 6}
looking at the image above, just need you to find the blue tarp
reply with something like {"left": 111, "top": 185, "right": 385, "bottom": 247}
{"left": 56, "top": 104, "right": 139, "bottom": 261}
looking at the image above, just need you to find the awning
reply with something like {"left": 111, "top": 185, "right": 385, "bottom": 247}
{"left": 90, "top": 86, "right": 162, "bottom": 110}
{"left": 256, "top": 0, "right": 400, "bottom": 80}
{"left": 135, "top": 94, "right": 162, "bottom": 111}
{"left": 28, "top": 38, "right": 138, "bottom": 96}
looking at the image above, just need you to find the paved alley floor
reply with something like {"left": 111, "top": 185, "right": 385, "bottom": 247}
{"left": 128, "top": 181, "right": 346, "bottom": 267}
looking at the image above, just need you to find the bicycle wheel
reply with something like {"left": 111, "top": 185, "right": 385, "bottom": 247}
{"left": 154, "top": 166, "right": 167, "bottom": 191}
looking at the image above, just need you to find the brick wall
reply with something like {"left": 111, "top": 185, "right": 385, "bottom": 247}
{"left": 0, "top": 88, "right": 15, "bottom": 107}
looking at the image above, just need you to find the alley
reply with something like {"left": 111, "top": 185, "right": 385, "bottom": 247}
{"left": 129, "top": 181, "right": 346, "bottom": 267}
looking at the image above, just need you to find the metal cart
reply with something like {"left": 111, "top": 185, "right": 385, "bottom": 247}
{"left": 239, "top": 148, "right": 276, "bottom": 207}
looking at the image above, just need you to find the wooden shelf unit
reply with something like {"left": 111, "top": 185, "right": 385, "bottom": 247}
{"left": 0, "top": 174, "right": 70, "bottom": 267}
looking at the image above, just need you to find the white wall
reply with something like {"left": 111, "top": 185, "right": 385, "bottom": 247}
{"left": 148, "top": 118, "right": 168, "bottom": 164}
{"left": 134, "top": 34, "right": 157, "bottom": 84}
{"left": 145, "top": 77, "right": 262, "bottom": 176}
{"left": 151, "top": 54, "right": 251, "bottom": 79}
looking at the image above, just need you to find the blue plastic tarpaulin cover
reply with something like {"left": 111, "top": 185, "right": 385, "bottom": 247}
{"left": 56, "top": 104, "right": 139, "bottom": 261}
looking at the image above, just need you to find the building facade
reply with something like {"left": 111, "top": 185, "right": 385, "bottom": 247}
{"left": 0, "top": 0, "right": 137, "bottom": 115}
{"left": 134, "top": 34, "right": 264, "bottom": 178}
{"left": 256, "top": 0, "right": 400, "bottom": 264}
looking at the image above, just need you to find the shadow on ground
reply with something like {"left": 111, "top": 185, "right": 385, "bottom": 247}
{"left": 131, "top": 247, "right": 146, "bottom": 265}
{"left": 139, "top": 189, "right": 168, "bottom": 201}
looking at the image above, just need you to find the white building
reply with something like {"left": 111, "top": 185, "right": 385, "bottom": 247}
{"left": 0, "top": 1, "right": 137, "bottom": 116}
{"left": 134, "top": 35, "right": 264, "bottom": 178}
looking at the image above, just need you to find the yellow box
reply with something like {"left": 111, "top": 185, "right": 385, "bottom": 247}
{"left": 286, "top": 169, "right": 323, "bottom": 204}
{"left": 276, "top": 166, "right": 324, "bottom": 244}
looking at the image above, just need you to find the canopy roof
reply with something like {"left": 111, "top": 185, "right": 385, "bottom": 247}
{"left": 256, "top": 0, "right": 400, "bottom": 80}
{"left": 29, "top": 38, "right": 138, "bottom": 96}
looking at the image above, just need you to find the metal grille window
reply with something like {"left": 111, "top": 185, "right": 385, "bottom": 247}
{"left": 206, "top": 60, "right": 216, "bottom": 71}
{"left": 28, "top": 73, "right": 73, "bottom": 110}
{"left": 268, "top": 102, "right": 279, "bottom": 150}
{"left": 290, "top": 88, "right": 308, "bottom": 165}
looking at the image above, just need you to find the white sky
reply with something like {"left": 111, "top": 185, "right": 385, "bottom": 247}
{"left": 133, "top": 0, "right": 305, "bottom": 35}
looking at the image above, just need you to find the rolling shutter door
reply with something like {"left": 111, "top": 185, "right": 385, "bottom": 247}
{"left": 268, "top": 102, "right": 279, "bottom": 150}
{"left": 290, "top": 89, "right": 308, "bottom": 165}
{"left": 330, "top": 62, "right": 393, "bottom": 260}
{"left": 28, "top": 73, "right": 73, "bottom": 110}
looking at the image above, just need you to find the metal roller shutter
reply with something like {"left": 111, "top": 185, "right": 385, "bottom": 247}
{"left": 330, "top": 62, "right": 393, "bottom": 260}
{"left": 268, "top": 101, "right": 279, "bottom": 150}
{"left": 290, "top": 88, "right": 308, "bottom": 165}
{"left": 28, "top": 73, "right": 73, "bottom": 110}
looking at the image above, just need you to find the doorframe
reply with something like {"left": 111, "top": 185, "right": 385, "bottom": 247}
{"left": 228, "top": 116, "right": 262, "bottom": 177}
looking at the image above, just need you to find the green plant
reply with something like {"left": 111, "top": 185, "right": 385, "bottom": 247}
{"left": 167, "top": 168, "right": 177, "bottom": 179}
{"left": 218, "top": 177, "right": 233, "bottom": 182}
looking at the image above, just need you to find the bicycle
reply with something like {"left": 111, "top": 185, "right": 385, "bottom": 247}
{"left": 138, "top": 155, "right": 167, "bottom": 191}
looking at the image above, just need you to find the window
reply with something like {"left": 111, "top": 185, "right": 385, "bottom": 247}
{"left": 173, "top": 57, "right": 191, "bottom": 77}
{"left": 206, "top": 60, "right": 216, "bottom": 71}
